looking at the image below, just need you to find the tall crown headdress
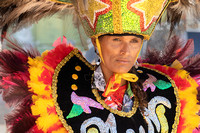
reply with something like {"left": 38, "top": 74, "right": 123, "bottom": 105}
{"left": 0, "top": 0, "right": 199, "bottom": 40}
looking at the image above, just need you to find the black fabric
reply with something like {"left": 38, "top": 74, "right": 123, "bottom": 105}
{"left": 56, "top": 52, "right": 178, "bottom": 133}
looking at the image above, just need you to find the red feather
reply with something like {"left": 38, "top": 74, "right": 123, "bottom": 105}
{"left": 0, "top": 36, "right": 40, "bottom": 132}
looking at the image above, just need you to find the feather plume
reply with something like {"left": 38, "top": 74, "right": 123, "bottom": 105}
{"left": 0, "top": 0, "right": 74, "bottom": 38}
{"left": 166, "top": 0, "right": 200, "bottom": 35}
{"left": 140, "top": 35, "right": 200, "bottom": 76}
{"left": 5, "top": 101, "right": 38, "bottom": 133}
{"left": 142, "top": 36, "right": 184, "bottom": 65}
{"left": 175, "top": 39, "right": 194, "bottom": 61}
{"left": 0, "top": 36, "right": 40, "bottom": 132}
{"left": 182, "top": 54, "right": 200, "bottom": 76}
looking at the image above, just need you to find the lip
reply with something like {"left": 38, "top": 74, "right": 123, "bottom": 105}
{"left": 116, "top": 59, "right": 130, "bottom": 64}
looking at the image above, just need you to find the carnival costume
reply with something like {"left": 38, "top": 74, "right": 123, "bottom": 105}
{"left": 0, "top": 0, "right": 200, "bottom": 133}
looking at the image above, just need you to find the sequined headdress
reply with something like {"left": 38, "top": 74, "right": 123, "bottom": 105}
{"left": 48, "top": 0, "right": 199, "bottom": 40}
{"left": 72, "top": 0, "right": 171, "bottom": 40}
{"left": 0, "top": 0, "right": 199, "bottom": 40}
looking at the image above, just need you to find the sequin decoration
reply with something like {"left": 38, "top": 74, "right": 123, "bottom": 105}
{"left": 127, "top": 0, "right": 168, "bottom": 31}
{"left": 75, "top": 65, "right": 81, "bottom": 71}
{"left": 72, "top": 74, "right": 78, "bottom": 80}
{"left": 153, "top": 80, "right": 172, "bottom": 90}
{"left": 143, "top": 74, "right": 157, "bottom": 92}
{"left": 143, "top": 96, "right": 171, "bottom": 133}
{"left": 137, "top": 70, "right": 143, "bottom": 73}
{"left": 156, "top": 105, "right": 169, "bottom": 133}
{"left": 80, "top": 113, "right": 117, "bottom": 132}
{"left": 66, "top": 104, "right": 83, "bottom": 119}
{"left": 71, "top": 92, "right": 104, "bottom": 114}
{"left": 71, "top": 84, "right": 78, "bottom": 90}
{"left": 87, "top": 127, "right": 99, "bottom": 133}
{"left": 77, "top": 0, "right": 112, "bottom": 31}
{"left": 113, "top": 0, "right": 123, "bottom": 33}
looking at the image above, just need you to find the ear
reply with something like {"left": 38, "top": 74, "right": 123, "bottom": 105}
{"left": 91, "top": 38, "right": 96, "bottom": 47}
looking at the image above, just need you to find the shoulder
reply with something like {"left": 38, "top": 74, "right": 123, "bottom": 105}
{"left": 138, "top": 63, "right": 200, "bottom": 133}
{"left": 28, "top": 41, "right": 94, "bottom": 132}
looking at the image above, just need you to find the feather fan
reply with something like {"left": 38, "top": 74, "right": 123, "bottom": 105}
{"left": 0, "top": 36, "right": 40, "bottom": 132}
{"left": 166, "top": 0, "right": 200, "bottom": 35}
{"left": 0, "top": 0, "right": 74, "bottom": 38}
{"left": 140, "top": 35, "right": 200, "bottom": 76}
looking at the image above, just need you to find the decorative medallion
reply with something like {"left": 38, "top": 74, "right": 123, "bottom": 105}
{"left": 78, "top": 0, "right": 112, "bottom": 31}
{"left": 127, "top": 0, "right": 167, "bottom": 31}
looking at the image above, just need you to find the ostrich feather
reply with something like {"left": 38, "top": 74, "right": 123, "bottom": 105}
{"left": 0, "top": 0, "right": 74, "bottom": 37}
{"left": 166, "top": 0, "right": 200, "bottom": 35}
{"left": 142, "top": 36, "right": 183, "bottom": 65}
{"left": 175, "top": 39, "right": 194, "bottom": 61}
{"left": 182, "top": 54, "right": 200, "bottom": 76}
{"left": 5, "top": 100, "right": 38, "bottom": 133}
{"left": 0, "top": 36, "right": 40, "bottom": 132}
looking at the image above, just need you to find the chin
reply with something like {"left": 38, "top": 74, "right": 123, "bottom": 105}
{"left": 113, "top": 67, "right": 132, "bottom": 74}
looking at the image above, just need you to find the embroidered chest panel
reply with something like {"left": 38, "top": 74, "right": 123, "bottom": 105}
{"left": 52, "top": 50, "right": 180, "bottom": 133}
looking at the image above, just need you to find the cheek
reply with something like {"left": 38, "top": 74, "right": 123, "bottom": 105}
{"left": 129, "top": 46, "right": 142, "bottom": 62}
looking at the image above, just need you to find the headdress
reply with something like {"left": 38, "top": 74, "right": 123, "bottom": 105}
{"left": 0, "top": 0, "right": 199, "bottom": 39}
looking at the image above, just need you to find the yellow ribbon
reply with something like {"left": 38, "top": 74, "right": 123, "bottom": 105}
{"left": 96, "top": 38, "right": 105, "bottom": 63}
{"left": 96, "top": 36, "right": 142, "bottom": 97}
{"left": 104, "top": 73, "right": 138, "bottom": 97}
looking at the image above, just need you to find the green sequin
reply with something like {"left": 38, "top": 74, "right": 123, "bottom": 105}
{"left": 127, "top": 83, "right": 134, "bottom": 98}
{"left": 153, "top": 80, "right": 172, "bottom": 90}
{"left": 95, "top": 10, "right": 114, "bottom": 36}
{"left": 66, "top": 104, "right": 83, "bottom": 119}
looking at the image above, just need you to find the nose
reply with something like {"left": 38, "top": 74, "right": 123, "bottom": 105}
{"left": 120, "top": 42, "right": 129, "bottom": 55}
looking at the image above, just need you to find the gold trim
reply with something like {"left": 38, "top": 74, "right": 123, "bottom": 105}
{"left": 52, "top": 49, "right": 94, "bottom": 133}
{"left": 91, "top": 32, "right": 150, "bottom": 40}
{"left": 113, "top": 0, "right": 123, "bottom": 33}
{"left": 92, "top": 88, "right": 139, "bottom": 118}
{"left": 149, "top": 1, "right": 171, "bottom": 38}
{"left": 141, "top": 65, "right": 181, "bottom": 133}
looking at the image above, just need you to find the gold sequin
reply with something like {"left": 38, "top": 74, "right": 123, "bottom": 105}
{"left": 75, "top": 66, "right": 81, "bottom": 71}
{"left": 87, "top": 127, "right": 99, "bottom": 133}
{"left": 71, "top": 84, "right": 78, "bottom": 91}
{"left": 113, "top": 0, "right": 123, "bottom": 33}
{"left": 72, "top": 74, "right": 78, "bottom": 80}
{"left": 137, "top": 70, "right": 143, "bottom": 73}
{"left": 156, "top": 105, "right": 169, "bottom": 133}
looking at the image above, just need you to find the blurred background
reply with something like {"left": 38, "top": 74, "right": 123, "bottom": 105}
{"left": 0, "top": 11, "right": 200, "bottom": 132}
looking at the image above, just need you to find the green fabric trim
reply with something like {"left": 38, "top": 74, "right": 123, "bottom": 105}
{"left": 127, "top": 83, "right": 134, "bottom": 98}
{"left": 66, "top": 104, "right": 84, "bottom": 119}
{"left": 153, "top": 80, "right": 172, "bottom": 90}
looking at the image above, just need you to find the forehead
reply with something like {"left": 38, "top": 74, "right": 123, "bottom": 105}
{"left": 99, "top": 34, "right": 144, "bottom": 40}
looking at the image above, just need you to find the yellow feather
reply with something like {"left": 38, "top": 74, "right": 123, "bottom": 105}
{"left": 36, "top": 114, "right": 60, "bottom": 132}
{"left": 176, "top": 69, "right": 200, "bottom": 132}
{"left": 31, "top": 98, "right": 54, "bottom": 115}
{"left": 52, "top": 127, "right": 68, "bottom": 133}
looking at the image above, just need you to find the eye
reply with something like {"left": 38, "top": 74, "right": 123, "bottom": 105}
{"left": 130, "top": 39, "right": 139, "bottom": 43}
{"left": 113, "top": 38, "right": 121, "bottom": 41}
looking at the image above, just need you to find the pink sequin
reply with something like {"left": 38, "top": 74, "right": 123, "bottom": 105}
{"left": 71, "top": 92, "right": 104, "bottom": 113}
